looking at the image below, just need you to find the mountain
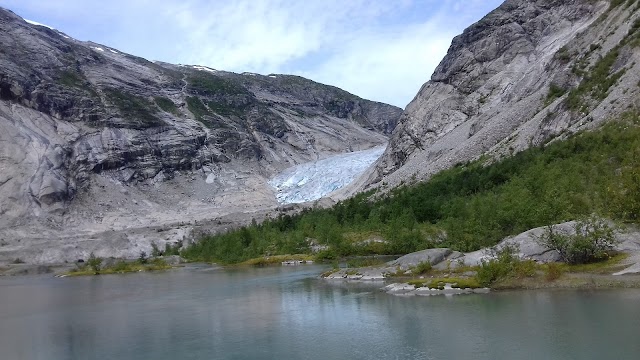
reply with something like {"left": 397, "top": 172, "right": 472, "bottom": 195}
{"left": 364, "top": 0, "right": 640, "bottom": 189}
{"left": 0, "top": 8, "right": 401, "bottom": 263}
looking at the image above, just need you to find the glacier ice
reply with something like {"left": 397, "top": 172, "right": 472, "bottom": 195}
{"left": 269, "top": 146, "right": 385, "bottom": 204}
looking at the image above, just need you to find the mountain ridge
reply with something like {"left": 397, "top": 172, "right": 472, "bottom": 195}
{"left": 362, "top": 0, "right": 639, "bottom": 190}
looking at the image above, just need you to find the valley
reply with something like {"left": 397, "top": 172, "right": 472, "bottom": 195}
{"left": 1, "top": 0, "right": 640, "bottom": 281}
{"left": 0, "top": 7, "right": 399, "bottom": 264}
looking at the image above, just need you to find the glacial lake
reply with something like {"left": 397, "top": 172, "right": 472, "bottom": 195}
{"left": 1, "top": 265, "right": 640, "bottom": 360}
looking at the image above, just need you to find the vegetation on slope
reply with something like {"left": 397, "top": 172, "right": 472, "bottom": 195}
{"left": 104, "top": 88, "right": 164, "bottom": 128}
{"left": 154, "top": 96, "right": 179, "bottom": 115}
{"left": 187, "top": 72, "right": 249, "bottom": 97}
{"left": 182, "top": 111, "right": 640, "bottom": 264}
{"left": 566, "top": 14, "right": 640, "bottom": 112}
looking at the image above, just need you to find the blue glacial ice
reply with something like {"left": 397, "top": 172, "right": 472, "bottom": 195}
{"left": 269, "top": 146, "right": 385, "bottom": 204}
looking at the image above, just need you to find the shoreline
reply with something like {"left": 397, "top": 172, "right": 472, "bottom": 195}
{"left": 3, "top": 245, "right": 640, "bottom": 297}
{"left": 321, "top": 249, "right": 640, "bottom": 296}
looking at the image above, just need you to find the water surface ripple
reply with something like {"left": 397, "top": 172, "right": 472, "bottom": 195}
{"left": 1, "top": 266, "right": 639, "bottom": 360}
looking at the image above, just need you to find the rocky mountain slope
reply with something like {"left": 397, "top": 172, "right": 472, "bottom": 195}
{"left": 364, "top": 0, "right": 640, "bottom": 189}
{"left": 0, "top": 8, "right": 401, "bottom": 263}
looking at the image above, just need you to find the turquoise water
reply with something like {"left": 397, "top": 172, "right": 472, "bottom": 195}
{"left": 1, "top": 265, "right": 639, "bottom": 360}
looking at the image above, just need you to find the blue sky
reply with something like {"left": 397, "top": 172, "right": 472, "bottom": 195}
{"left": 1, "top": 0, "right": 503, "bottom": 108}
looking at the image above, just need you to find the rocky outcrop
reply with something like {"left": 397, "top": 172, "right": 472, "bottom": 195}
{"left": 389, "top": 248, "right": 452, "bottom": 270}
{"left": 365, "top": 0, "right": 640, "bottom": 189}
{"left": 0, "top": 7, "right": 401, "bottom": 263}
{"left": 323, "top": 221, "right": 640, "bottom": 286}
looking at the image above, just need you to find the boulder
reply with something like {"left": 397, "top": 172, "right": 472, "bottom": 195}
{"left": 388, "top": 248, "right": 452, "bottom": 270}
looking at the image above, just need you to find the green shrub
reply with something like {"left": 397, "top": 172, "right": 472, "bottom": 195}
{"left": 475, "top": 245, "right": 538, "bottom": 287}
{"left": 87, "top": 252, "right": 102, "bottom": 274}
{"left": 151, "top": 242, "right": 162, "bottom": 257}
{"left": 536, "top": 216, "right": 618, "bottom": 264}
{"left": 545, "top": 83, "right": 567, "bottom": 105}
{"left": 164, "top": 241, "right": 183, "bottom": 256}
{"left": 476, "top": 245, "right": 520, "bottom": 287}
{"left": 411, "top": 261, "right": 432, "bottom": 275}
{"left": 315, "top": 249, "right": 339, "bottom": 261}
{"left": 555, "top": 46, "right": 571, "bottom": 63}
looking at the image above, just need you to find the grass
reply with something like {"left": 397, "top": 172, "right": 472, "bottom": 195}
{"left": 66, "top": 258, "right": 173, "bottom": 276}
{"left": 545, "top": 83, "right": 567, "bottom": 106}
{"left": 104, "top": 88, "right": 164, "bottom": 128}
{"left": 417, "top": 254, "right": 628, "bottom": 290}
{"left": 560, "top": 252, "right": 629, "bottom": 273}
{"left": 345, "top": 257, "right": 389, "bottom": 268}
{"left": 186, "top": 96, "right": 216, "bottom": 127}
{"left": 238, "top": 254, "right": 314, "bottom": 266}
{"left": 490, "top": 253, "right": 630, "bottom": 289}
{"left": 57, "top": 70, "right": 99, "bottom": 98}
{"left": 207, "top": 100, "right": 247, "bottom": 117}
{"left": 185, "top": 72, "right": 254, "bottom": 118}
{"left": 566, "top": 12, "right": 640, "bottom": 112}
{"left": 555, "top": 46, "right": 571, "bottom": 63}
{"left": 543, "top": 262, "right": 564, "bottom": 281}
{"left": 187, "top": 73, "right": 249, "bottom": 97}
{"left": 154, "top": 97, "right": 179, "bottom": 115}
{"left": 567, "top": 48, "right": 625, "bottom": 112}
{"left": 58, "top": 70, "right": 85, "bottom": 88}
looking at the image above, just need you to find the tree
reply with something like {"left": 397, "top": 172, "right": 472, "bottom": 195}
{"left": 87, "top": 252, "right": 102, "bottom": 274}
{"left": 151, "top": 241, "right": 162, "bottom": 257}
{"left": 139, "top": 251, "right": 148, "bottom": 264}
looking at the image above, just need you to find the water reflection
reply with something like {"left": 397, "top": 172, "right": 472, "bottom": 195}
{"left": 1, "top": 268, "right": 640, "bottom": 359}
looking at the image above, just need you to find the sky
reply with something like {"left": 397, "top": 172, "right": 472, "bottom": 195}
{"left": 1, "top": 0, "right": 503, "bottom": 108}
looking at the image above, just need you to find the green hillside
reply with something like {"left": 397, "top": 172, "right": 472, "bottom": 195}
{"left": 183, "top": 111, "right": 640, "bottom": 264}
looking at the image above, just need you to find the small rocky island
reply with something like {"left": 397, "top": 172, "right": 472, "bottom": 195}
{"left": 323, "top": 221, "right": 640, "bottom": 296}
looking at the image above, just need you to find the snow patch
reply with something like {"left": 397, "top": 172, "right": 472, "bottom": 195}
{"left": 91, "top": 46, "right": 105, "bottom": 52}
{"left": 269, "top": 146, "right": 385, "bottom": 204}
{"left": 109, "top": 49, "right": 119, "bottom": 54}
{"left": 242, "top": 72, "right": 258, "bottom": 76}
{"left": 206, "top": 173, "right": 215, "bottom": 184}
{"left": 192, "top": 65, "right": 217, "bottom": 73}
{"left": 24, "top": 19, "right": 54, "bottom": 29}
{"left": 268, "top": 75, "right": 277, "bottom": 78}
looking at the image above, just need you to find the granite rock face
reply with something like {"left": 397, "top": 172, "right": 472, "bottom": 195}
{"left": 0, "top": 7, "right": 401, "bottom": 263}
{"left": 365, "top": 0, "right": 640, "bottom": 188}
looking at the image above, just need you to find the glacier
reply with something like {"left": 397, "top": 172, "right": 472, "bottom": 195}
{"left": 269, "top": 146, "right": 386, "bottom": 204}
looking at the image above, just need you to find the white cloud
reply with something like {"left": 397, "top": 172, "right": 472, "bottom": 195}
{"left": 303, "top": 21, "right": 458, "bottom": 107}
{"left": 2, "top": 0, "right": 503, "bottom": 107}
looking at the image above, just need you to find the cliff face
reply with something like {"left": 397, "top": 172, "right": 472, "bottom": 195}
{"left": 367, "top": 0, "right": 640, "bottom": 188}
{"left": 0, "top": 8, "right": 401, "bottom": 263}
